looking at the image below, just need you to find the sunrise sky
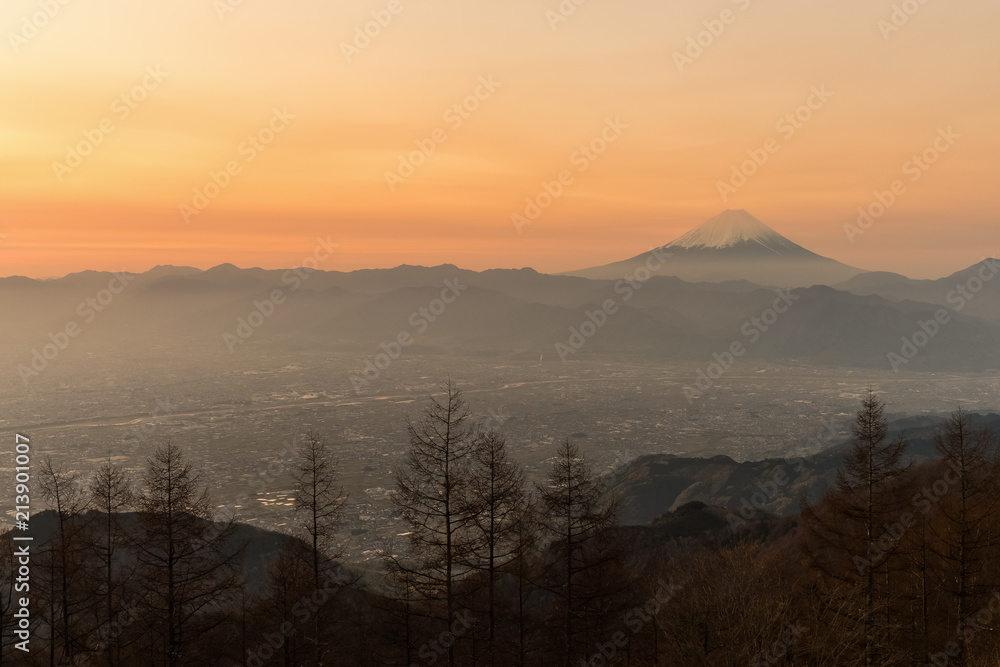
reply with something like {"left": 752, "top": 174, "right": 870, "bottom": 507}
{"left": 1, "top": 0, "right": 997, "bottom": 279}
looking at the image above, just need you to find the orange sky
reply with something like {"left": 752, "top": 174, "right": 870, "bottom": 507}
{"left": 1, "top": 0, "right": 997, "bottom": 279}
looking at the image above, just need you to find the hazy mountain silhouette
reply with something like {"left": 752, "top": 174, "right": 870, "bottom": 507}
{"left": 4, "top": 255, "right": 1000, "bottom": 372}
{"left": 835, "top": 260, "right": 1000, "bottom": 322}
{"left": 607, "top": 413, "right": 1000, "bottom": 525}
{"left": 565, "top": 210, "right": 866, "bottom": 287}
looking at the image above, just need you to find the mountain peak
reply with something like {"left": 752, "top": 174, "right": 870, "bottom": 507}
{"left": 563, "top": 210, "right": 865, "bottom": 287}
{"left": 667, "top": 210, "right": 792, "bottom": 251}
{"left": 206, "top": 263, "right": 242, "bottom": 273}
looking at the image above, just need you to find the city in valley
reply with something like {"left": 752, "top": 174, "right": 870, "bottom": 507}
{"left": 4, "top": 347, "right": 997, "bottom": 559}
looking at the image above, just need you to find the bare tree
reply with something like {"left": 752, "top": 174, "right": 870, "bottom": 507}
{"left": 390, "top": 380, "right": 476, "bottom": 667}
{"left": 509, "top": 498, "right": 542, "bottom": 667}
{"left": 38, "top": 456, "right": 88, "bottom": 663}
{"left": 88, "top": 455, "right": 135, "bottom": 666}
{"left": 378, "top": 552, "right": 423, "bottom": 666}
{"left": 932, "top": 408, "right": 1000, "bottom": 665}
{"left": 291, "top": 433, "right": 347, "bottom": 586}
{"left": 842, "top": 389, "right": 909, "bottom": 665}
{"left": 461, "top": 429, "right": 527, "bottom": 666}
{"left": 133, "top": 442, "right": 244, "bottom": 667}
{"left": 257, "top": 546, "right": 314, "bottom": 667}
{"left": 801, "top": 388, "right": 910, "bottom": 666}
{"left": 290, "top": 432, "right": 347, "bottom": 664}
{"left": 537, "top": 439, "right": 620, "bottom": 667}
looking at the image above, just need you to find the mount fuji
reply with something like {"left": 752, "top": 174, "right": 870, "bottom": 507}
{"left": 565, "top": 210, "right": 865, "bottom": 287}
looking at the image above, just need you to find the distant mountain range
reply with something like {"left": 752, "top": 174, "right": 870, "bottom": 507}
{"left": 565, "top": 210, "right": 865, "bottom": 287}
{"left": 3, "top": 211, "right": 1000, "bottom": 374}
{"left": 607, "top": 413, "right": 1000, "bottom": 525}
{"left": 834, "top": 262, "right": 1000, "bottom": 322}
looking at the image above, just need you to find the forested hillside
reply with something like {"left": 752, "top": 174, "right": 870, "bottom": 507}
{"left": 4, "top": 385, "right": 1000, "bottom": 666}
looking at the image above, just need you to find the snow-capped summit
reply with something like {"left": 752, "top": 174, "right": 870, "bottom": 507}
{"left": 667, "top": 210, "right": 801, "bottom": 253}
{"left": 565, "top": 210, "right": 865, "bottom": 288}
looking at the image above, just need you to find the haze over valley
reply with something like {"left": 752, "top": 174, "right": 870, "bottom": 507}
{"left": 5, "top": 211, "right": 1000, "bottom": 561}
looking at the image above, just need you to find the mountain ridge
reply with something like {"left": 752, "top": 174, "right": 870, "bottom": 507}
{"left": 565, "top": 210, "right": 866, "bottom": 287}
{"left": 4, "top": 259, "right": 1000, "bottom": 372}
